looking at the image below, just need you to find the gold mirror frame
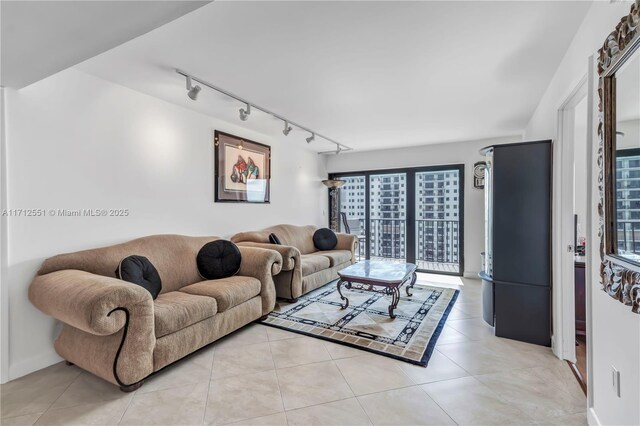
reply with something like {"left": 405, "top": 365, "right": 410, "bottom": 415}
{"left": 598, "top": 0, "right": 640, "bottom": 313}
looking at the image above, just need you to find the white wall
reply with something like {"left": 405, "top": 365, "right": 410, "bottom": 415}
{"left": 325, "top": 135, "right": 519, "bottom": 278}
{"left": 2, "top": 68, "right": 328, "bottom": 381}
{"left": 524, "top": 1, "right": 640, "bottom": 424}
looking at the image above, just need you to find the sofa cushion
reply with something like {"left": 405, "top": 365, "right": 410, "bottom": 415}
{"left": 315, "top": 250, "right": 352, "bottom": 267}
{"left": 313, "top": 228, "right": 338, "bottom": 251}
{"left": 268, "top": 233, "right": 282, "bottom": 245}
{"left": 154, "top": 292, "right": 217, "bottom": 338}
{"left": 180, "top": 276, "right": 261, "bottom": 312}
{"left": 115, "top": 255, "right": 162, "bottom": 299}
{"left": 300, "top": 254, "right": 331, "bottom": 276}
{"left": 197, "top": 240, "right": 242, "bottom": 280}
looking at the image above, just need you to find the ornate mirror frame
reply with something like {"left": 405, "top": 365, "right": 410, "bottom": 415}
{"left": 598, "top": 0, "right": 640, "bottom": 313}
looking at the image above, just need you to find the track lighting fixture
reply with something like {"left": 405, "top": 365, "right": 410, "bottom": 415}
{"left": 306, "top": 133, "right": 315, "bottom": 144}
{"left": 283, "top": 121, "right": 292, "bottom": 136}
{"left": 176, "top": 69, "right": 353, "bottom": 153}
{"left": 186, "top": 76, "right": 201, "bottom": 101}
{"left": 239, "top": 103, "right": 251, "bottom": 121}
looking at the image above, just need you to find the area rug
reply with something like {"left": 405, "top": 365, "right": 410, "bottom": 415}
{"left": 260, "top": 280, "right": 459, "bottom": 367}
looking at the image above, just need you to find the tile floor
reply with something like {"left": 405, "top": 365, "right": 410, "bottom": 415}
{"left": 1, "top": 275, "right": 587, "bottom": 425}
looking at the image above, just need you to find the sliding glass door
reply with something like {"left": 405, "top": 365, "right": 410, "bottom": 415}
{"left": 369, "top": 173, "right": 407, "bottom": 263}
{"left": 415, "top": 169, "right": 462, "bottom": 274}
{"left": 330, "top": 165, "right": 464, "bottom": 276}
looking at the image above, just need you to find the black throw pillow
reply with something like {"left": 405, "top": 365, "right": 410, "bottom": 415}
{"left": 115, "top": 255, "right": 162, "bottom": 299}
{"left": 197, "top": 240, "right": 242, "bottom": 280}
{"left": 313, "top": 228, "right": 338, "bottom": 251}
{"left": 269, "top": 233, "right": 282, "bottom": 245}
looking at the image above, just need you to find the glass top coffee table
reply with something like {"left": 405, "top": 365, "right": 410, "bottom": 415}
{"left": 337, "top": 260, "right": 417, "bottom": 318}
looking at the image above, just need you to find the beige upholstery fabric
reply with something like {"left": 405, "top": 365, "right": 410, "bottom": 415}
{"left": 230, "top": 226, "right": 358, "bottom": 300}
{"left": 237, "top": 246, "right": 282, "bottom": 315}
{"left": 315, "top": 250, "right": 352, "bottom": 267}
{"left": 234, "top": 242, "right": 299, "bottom": 271}
{"left": 37, "top": 234, "right": 222, "bottom": 293}
{"left": 153, "top": 297, "right": 262, "bottom": 370}
{"left": 154, "top": 292, "right": 217, "bottom": 338}
{"left": 335, "top": 233, "right": 359, "bottom": 262}
{"left": 232, "top": 224, "right": 317, "bottom": 255}
{"left": 300, "top": 254, "right": 331, "bottom": 276}
{"left": 230, "top": 231, "right": 270, "bottom": 244}
{"left": 29, "top": 270, "right": 151, "bottom": 336}
{"left": 180, "top": 276, "right": 261, "bottom": 312}
{"left": 29, "top": 234, "right": 283, "bottom": 388}
{"left": 301, "top": 261, "right": 352, "bottom": 295}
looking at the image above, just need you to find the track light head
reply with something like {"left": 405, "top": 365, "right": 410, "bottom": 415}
{"left": 185, "top": 76, "right": 201, "bottom": 100}
{"left": 239, "top": 103, "right": 251, "bottom": 121}
{"left": 306, "top": 133, "right": 315, "bottom": 144}
{"left": 188, "top": 85, "right": 201, "bottom": 100}
{"left": 283, "top": 121, "right": 292, "bottom": 136}
{"left": 336, "top": 145, "right": 342, "bottom": 155}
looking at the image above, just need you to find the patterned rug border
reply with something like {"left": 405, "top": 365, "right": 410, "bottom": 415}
{"left": 260, "top": 286, "right": 460, "bottom": 367}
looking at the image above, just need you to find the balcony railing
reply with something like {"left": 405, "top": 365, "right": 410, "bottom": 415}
{"left": 341, "top": 217, "right": 460, "bottom": 273}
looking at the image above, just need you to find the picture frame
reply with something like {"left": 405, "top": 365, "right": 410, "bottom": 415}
{"left": 214, "top": 130, "right": 271, "bottom": 203}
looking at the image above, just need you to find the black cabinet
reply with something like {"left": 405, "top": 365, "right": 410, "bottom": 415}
{"left": 481, "top": 140, "right": 552, "bottom": 346}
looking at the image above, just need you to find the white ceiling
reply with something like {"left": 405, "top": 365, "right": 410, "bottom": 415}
{"left": 1, "top": 1, "right": 210, "bottom": 88}
{"left": 73, "top": 1, "right": 593, "bottom": 152}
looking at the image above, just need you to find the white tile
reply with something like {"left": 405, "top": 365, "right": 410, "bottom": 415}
{"left": 398, "top": 350, "right": 469, "bottom": 384}
{"left": 422, "top": 376, "right": 533, "bottom": 425}
{"left": 205, "top": 370, "right": 283, "bottom": 425}
{"left": 285, "top": 398, "right": 371, "bottom": 426}
{"left": 269, "top": 337, "right": 331, "bottom": 369}
{"left": 358, "top": 386, "right": 455, "bottom": 425}
{"left": 34, "top": 398, "right": 130, "bottom": 426}
{"left": 335, "top": 355, "right": 413, "bottom": 396}
{"left": 120, "top": 382, "right": 208, "bottom": 426}
{"left": 277, "top": 361, "right": 353, "bottom": 410}
{"left": 211, "top": 342, "right": 274, "bottom": 380}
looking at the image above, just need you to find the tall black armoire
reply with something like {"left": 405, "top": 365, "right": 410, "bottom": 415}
{"left": 479, "top": 140, "right": 552, "bottom": 346}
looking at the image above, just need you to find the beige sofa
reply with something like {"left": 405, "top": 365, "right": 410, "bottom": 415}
{"left": 231, "top": 224, "right": 358, "bottom": 301}
{"left": 28, "top": 234, "right": 282, "bottom": 391}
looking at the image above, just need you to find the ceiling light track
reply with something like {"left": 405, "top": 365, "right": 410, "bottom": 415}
{"left": 176, "top": 69, "right": 352, "bottom": 154}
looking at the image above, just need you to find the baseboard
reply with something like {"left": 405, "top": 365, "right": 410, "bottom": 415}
{"left": 463, "top": 271, "right": 480, "bottom": 279}
{"left": 588, "top": 407, "right": 602, "bottom": 426}
{"left": 7, "top": 349, "right": 62, "bottom": 382}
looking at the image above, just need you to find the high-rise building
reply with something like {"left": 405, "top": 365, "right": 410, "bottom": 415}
{"left": 416, "top": 171, "right": 460, "bottom": 266}
{"left": 616, "top": 153, "right": 640, "bottom": 256}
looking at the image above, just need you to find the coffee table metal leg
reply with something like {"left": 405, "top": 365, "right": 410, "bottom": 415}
{"left": 337, "top": 279, "right": 350, "bottom": 310}
{"left": 388, "top": 286, "right": 400, "bottom": 318}
{"left": 405, "top": 272, "right": 417, "bottom": 297}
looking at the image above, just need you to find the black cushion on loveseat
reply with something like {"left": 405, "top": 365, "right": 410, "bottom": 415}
{"left": 197, "top": 240, "right": 242, "bottom": 280}
{"left": 313, "top": 228, "right": 338, "bottom": 251}
{"left": 269, "top": 233, "right": 282, "bottom": 245}
{"left": 115, "top": 255, "right": 162, "bottom": 299}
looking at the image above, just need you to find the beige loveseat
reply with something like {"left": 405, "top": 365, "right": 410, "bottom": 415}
{"left": 28, "top": 234, "right": 282, "bottom": 391}
{"left": 231, "top": 224, "right": 358, "bottom": 301}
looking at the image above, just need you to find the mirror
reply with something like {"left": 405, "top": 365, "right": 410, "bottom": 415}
{"left": 614, "top": 53, "right": 640, "bottom": 263}
{"left": 598, "top": 0, "right": 640, "bottom": 313}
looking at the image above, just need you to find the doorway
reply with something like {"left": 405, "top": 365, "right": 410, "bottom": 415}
{"left": 557, "top": 77, "right": 588, "bottom": 393}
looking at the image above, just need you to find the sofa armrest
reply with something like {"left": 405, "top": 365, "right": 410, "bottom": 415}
{"left": 237, "top": 246, "right": 283, "bottom": 314}
{"left": 335, "top": 233, "right": 359, "bottom": 262}
{"left": 236, "top": 242, "right": 300, "bottom": 271}
{"left": 29, "top": 269, "right": 153, "bottom": 336}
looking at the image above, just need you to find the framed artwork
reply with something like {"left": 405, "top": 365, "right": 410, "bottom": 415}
{"left": 214, "top": 130, "right": 271, "bottom": 203}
